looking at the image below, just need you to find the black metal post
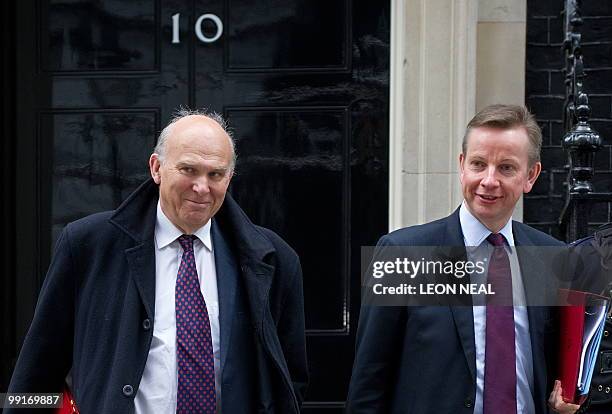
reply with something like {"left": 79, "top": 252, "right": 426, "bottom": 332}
{"left": 559, "top": 0, "right": 608, "bottom": 242}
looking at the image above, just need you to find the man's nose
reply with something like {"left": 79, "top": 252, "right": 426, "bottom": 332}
{"left": 480, "top": 166, "right": 499, "bottom": 188}
{"left": 192, "top": 176, "right": 210, "bottom": 194}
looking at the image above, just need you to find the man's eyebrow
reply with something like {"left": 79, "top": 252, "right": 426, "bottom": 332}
{"left": 175, "top": 160, "right": 230, "bottom": 171}
{"left": 499, "top": 156, "right": 520, "bottom": 164}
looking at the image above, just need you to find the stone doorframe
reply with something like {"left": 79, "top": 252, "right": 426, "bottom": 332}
{"left": 389, "top": 0, "right": 527, "bottom": 230}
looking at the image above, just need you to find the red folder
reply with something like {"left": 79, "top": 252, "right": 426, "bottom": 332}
{"left": 558, "top": 291, "right": 586, "bottom": 404}
{"left": 57, "top": 387, "right": 79, "bottom": 414}
{"left": 558, "top": 288, "right": 609, "bottom": 405}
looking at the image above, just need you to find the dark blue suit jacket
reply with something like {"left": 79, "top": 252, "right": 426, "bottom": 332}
{"left": 347, "top": 208, "right": 564, "bottom": 414}
{"left": 8, "top": 179, "right": 308, "bottom": 413}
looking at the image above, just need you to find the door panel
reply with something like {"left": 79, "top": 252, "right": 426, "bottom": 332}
{"left": 41, "top": 110, "right": 157, "bottom": 245}
{"left": 40, "top": 0, "right": 158, "bottom": 72}
{"left": 226, "top": 0, "right": 348, "bottom": 71}
{"left": 228, "top": 107, "right": 349, "bottom": 332}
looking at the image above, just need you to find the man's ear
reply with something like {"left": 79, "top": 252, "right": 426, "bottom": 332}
{"left": 149, "top": 154, "right": 162, "bottom": 184}
{"left": 523, "top": 161, "right": 542, "bottom": 193}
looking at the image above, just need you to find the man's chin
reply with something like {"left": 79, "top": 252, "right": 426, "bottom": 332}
{"left": 180, "top": 213, "right": 212, "bottom": 231}
{"left": 467, "top": 201, "right": 494, "bottom": 215}
{"left": 472, "top": 208, "right": 512, "bottom": 231}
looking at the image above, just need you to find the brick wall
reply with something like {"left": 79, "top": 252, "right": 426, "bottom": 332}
{"left": 525, "top": 0, "right": 612, "bottom": 240}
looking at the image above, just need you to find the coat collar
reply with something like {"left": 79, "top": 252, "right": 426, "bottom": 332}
{"left": 106, "top": 178, "right": 277, "bottom": 330}
{"left": 213, "top": 189, "right": 276, "bottom": 265}
{"left": 107, "top": 180, "right": 159, "bottom": 320}
{"left": 108, "top": 178, "right": 276, "bottom": 261}
{"left": 109, "top": 179, "right": 159, "bottom": 242}
{"left": 211, "top": 220, "right": 239, "bottom": 373}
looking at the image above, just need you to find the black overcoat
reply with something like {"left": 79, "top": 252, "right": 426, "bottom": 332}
{"left": 8, "top": 179, "right": 308, "bottom": 413}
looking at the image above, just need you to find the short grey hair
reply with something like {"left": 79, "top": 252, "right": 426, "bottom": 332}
{"left": 154, "top": 107, "right": 237, "bottom": 171}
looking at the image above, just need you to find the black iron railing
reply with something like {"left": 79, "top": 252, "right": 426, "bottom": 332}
{"left": 559, "top": 0, "right": 611, "bottom": 241}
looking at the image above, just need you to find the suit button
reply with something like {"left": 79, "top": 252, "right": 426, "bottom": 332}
{"left": 142, "top": 318, "right": 151, "bottom": 330}
{"left": 464, "top": 397, "right": 473, "bottom": 408}
{"left": 122, "top": 384, "right": 134, "bottom": 397}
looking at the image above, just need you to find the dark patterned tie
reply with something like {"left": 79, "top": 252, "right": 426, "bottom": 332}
{"left": 176, "top": 235, "right": 216, "bottom": 413}
{"left": 483, "top": 233, "right": 517, "bottom": 414}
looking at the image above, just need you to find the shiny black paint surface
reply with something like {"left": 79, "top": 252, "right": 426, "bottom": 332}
{"left": 227, "top": 0, "right": 347, "bottom": 70}
{"left": 41, "top": 0, "right": 157, "bottom": 71}
{"left": 14, "top": 0, "right": 389, "bottom": 410}
{"left": 42, "top": 111, "right": 155, "bottom": 244}
{"left": 230, "top": 108, "right": 348, "bottom": 331}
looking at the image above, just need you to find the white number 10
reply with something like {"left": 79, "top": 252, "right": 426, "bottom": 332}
{"left": 172, "top": 13, "right": 224, "bottom": 44}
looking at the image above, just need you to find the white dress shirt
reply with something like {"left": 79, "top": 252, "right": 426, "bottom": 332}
{"left": 135, "top": 202, "right": 221, "bottom": 414}
{"left": 459, "top": 202, "right": 535, "bottom": 414}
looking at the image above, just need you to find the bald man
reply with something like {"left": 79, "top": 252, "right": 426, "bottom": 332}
{"left": 7, "top": 109, "right": 308, "bottom": 414}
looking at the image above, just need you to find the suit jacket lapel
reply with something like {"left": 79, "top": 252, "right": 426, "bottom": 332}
{"left": 445, "top": 208, "right": 477, "bottom": 383}
{"left": 513, "top": 222, "right": 552, "bottom": 332}
{"left": 451, "top": 304, "right": 477, "bottom": 383}
{"left": 513, "top": 222, "right": 551, "bottom": 307}
{"left": 212, "top": 220, "right": 240, "bottom": 372}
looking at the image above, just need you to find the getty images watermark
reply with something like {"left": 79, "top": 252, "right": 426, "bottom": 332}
{"left": 370, "top": 256, "right": 491, "bottom": 296}
{"left": 361, "top": 246, "right": 583, "bottom": 306}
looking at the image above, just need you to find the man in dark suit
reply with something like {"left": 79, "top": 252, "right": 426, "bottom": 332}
{"left": 347, "top": 105, "right": 579, "bottom": 413}
{"left": 7, "top": 109, "right": 308, "bottom": 413}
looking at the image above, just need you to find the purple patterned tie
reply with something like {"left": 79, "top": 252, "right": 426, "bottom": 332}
{"left": 176, "top": 235, "right": 216, "bottom": 413}
{"left": 483, "top": 233, "right": 517, "bottom": 414}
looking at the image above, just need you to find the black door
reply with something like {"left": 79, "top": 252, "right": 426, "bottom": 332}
{"left": 5, "top": 0, "right": 389, "bottom": 410}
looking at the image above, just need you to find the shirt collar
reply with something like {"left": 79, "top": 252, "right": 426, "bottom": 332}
{"left": 459, "top": 201, "right": 515, "bottom": 247}
{"left": 154, "top": 201, "right": 212, "bottom": 251}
